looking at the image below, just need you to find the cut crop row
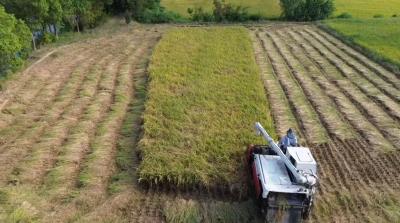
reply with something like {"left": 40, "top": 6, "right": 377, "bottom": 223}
{"left": 303, "top": 28, "right": 400, "bottom": 121}
{"left": 284, "top": 28, "right": 395, "bottom": 152}
{"left": 266, "top": 30, "right": 356, "bottom": 140}
{"left": 294, "top": 28, "right": 400, "bottom": 150}
{"left": 251, "top": 30, "right": 303, "bottom": 140}
{"left": 313, "top": 28, "right": 400, "bottom": 90}
{"left": 257, "top": 30, "right": 329, "bottom": 144}
{"left": 38, "top": 35, "right": 159, "bottom": 222}
{"left": 0, "top": 44, "right": 94, "bottom": 151}
{"left": 0, "top": 39, "right": 123, "bottom": 185}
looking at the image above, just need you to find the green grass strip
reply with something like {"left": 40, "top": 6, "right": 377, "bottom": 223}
{"left": 322, "top": 18, "right": 400, "bottom": 72}
{"left": 139, "top": 27, "right": 276, "bottom": 189}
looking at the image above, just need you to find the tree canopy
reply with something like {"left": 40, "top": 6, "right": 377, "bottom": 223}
{"left": 280, "top": 0, "right": 335, "bottom": 21}
{"left": 0, "top": 5, "right": 31, "bottom": 76}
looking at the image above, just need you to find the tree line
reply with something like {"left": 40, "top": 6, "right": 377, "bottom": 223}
{"left": 0, "top": 0, "right": 334, "bottom": 77}
{"left": 0, "top": 0, "right": 174, "bottom": 77}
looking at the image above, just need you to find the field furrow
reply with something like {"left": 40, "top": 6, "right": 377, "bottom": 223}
{"left": 13, "top": 32, "right": 149, "bottom": 187}
{"left": 37, "top": 31, "right": 162, "bottom": 223}
{"left": 301, "top": 29, "right": 400, "bottom": 120}
{"left": 14, "top": 54, "right": 113, "bottom": 185}
{"left": 0, "top": 45, "right": 98, "bottom": 150}
{"left": 42, "top": 41, "right": 136, "bottom": 199}
{"left": 268, "top": 31, "right": 356, "bottom": 140}
{"left": 284, "top": 29, "right": 395, "bottom": 151}
{"left": 0, "top": 44, "right": 121, "bottom": 185}
{"left": 0, "top": 24, "right": 171, "bottom": 223}
{"left": 68, "top": 40, "right": 155, "bottom": 216}
{"left": 295, "top": 29, "right": 400, "bottom": 149}
{"left": 251, "top": 31, "right": 303, "bottom": 140}
{"left": 258, "top": 30, "right": 329, "bottom": 144}
{"left": 250, "top": 24, "right": 400, "bottom": 222}
{"left": 312, "top": 28, "right": 400, "bottom": 90}
{"left": 304, "top": 28, "right": 400, "bottom": 102}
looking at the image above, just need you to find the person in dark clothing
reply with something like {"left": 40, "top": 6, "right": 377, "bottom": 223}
{"left": 279, "top": 128, "right": 298, "bottom": 154}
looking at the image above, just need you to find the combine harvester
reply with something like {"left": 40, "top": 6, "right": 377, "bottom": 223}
{"left": 247, "top": 122, "right": 318, "bottom": 223}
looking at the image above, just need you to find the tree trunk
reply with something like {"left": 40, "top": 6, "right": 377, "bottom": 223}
{"left": 55, "top": 24, "right": 58, "bottom": 39}
{"left": 76, "top": 16, "right": 80, "bottom": 33}
{"left": 32, "top": 33, "right": 37, "bottom": 51}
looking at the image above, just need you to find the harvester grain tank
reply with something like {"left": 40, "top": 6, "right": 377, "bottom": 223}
{"left": 247, "top": 122, "right": 318, "bottom": 223}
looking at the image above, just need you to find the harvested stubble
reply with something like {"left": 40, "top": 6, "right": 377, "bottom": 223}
{"left": 257, "top": 30, "right": 328, "bottom": 144}
{"left": 304, "top": 28, "right": 400, "bottom": 103}
{"left": 251, "top": 25, "right": 400, "bottom": 222}
{"left": 285, "top": 28, "right": 395, "bottom": 152}
{"left": 251, "top": 30, "right": 302, "bottom": 140}
{"left": 0, "top": 44, "right": 93, "bottom": 152}
{"left": 268, "top": 30, "right": 356, "bottom": 140}
{"left": 10, "top": 35, "right": 133, "bottom": 187}
{"left": 296, "top": 29, "right": 400, "bottom": 150}
{"left": 0, "top": 24, "right": 167, "bottom": 222}
{"left": 15, "top": 54, "right": 113, "bottom": 186}
{"left": 0, "top": 41, "right": 119, "bottom": 185}
{"left": 139, "top": 27, "right": 276, "bottom": 190}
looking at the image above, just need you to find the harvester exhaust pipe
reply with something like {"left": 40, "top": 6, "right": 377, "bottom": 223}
{"left": 255, "top": 122, "right": 317, "bottom": 187}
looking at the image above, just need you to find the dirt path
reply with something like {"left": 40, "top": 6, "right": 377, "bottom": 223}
{"left": 251, "top": 24, "right": 400, "bottom": 222}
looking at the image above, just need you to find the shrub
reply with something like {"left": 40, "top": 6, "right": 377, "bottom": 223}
{"left": 373, "top": 14, "right": 384, "bottom": 18}
{"left": 0, "top": 5, "right": 31, "bottom": 77}
{"left": 131, "top": 0, "right": 183, "bottom": 23}
{"left": 392, "top": 14, "right": 398, "bottom": 18}
{"left": 336, "top": 12, "right": 352, "bottom": 19}
{"left": 188, "top": 7, "right": 214, "bottom": 22}
{"left": 42, "top": 32, "right": 57, "bottom": 44}
{"left": 213, "top": 0, "right": 250, "bottom": 22}
{"left": 188, "top": 0, "right": 262, "bottom": 22}
{"left": 139, "top": 8, "right": 182, "bottom": 23}
{"left": 124, "top": 11, "right": 132, "bottom": 24}
{"left": 280, "top": 0, "right": 335, "bottom": 21}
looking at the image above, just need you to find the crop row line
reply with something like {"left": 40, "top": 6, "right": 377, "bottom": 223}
{"left": 293, "top": 28, "right": 400, "bottom": 150}
{"left": 284, "top": 28, "right": 395, "bottom": 151}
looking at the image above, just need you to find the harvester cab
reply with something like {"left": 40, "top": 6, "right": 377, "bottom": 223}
{"left": 247, "top": 122, "right": 318, "bottom": 223}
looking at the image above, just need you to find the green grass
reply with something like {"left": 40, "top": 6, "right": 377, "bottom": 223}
{"left": 334, "top": 0, "right": 400, "bottom": 18}
{"left": 161, "top": 0, "right": 400, "bottom": 19}
{"left": 138, "top": 27, "right": 275, "bottom": 189}
{"left": 324, "top": 18, "right": 400, "bottom": 67}
{"left": 161, "top": 0, "right": 281, "bottom": 18}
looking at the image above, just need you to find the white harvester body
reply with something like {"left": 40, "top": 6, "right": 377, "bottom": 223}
{"left": 248, "top": 122, "right": 319, "bottom": 222}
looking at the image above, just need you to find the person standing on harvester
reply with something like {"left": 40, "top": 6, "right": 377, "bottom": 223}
{"left": 279, "top": 128, "right": 298, "bottom": 153}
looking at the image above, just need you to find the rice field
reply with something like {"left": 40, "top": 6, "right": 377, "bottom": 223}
{"left": 162, "top": 0, "right": 400, "bottom": 18}
{"left": 0, "top": 18, "right": 399, "bottom": 223}
{"left": 138, "top": 27, "right": 276, "bottom": 191}
{"left": 161, "top": 0, "right": 281, "bottom": 18}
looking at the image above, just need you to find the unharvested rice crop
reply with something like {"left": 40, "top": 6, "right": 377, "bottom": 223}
{"left": 138, "top": 27, "right": 276, "bottom": 190}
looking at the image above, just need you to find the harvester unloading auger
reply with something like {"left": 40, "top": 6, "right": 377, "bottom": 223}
{"left": 247, "top": 122, "right": 318, "bottom": 223}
